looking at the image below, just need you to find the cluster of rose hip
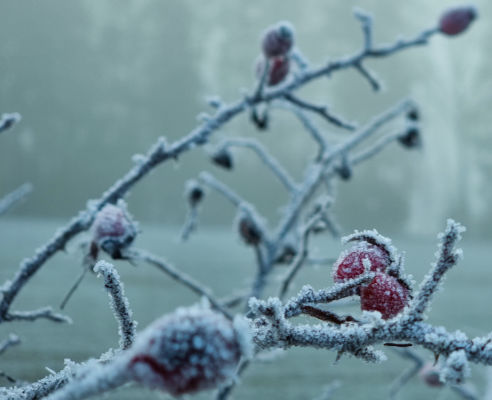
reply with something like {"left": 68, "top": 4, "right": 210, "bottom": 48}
{"left": 332, "top": 232, "right": 411, "bottom": 320}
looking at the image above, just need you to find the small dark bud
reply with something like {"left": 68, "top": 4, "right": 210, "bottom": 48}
{"left": 211, "top": 149, "right": 233, "bottom": 170}
{"left": 275, "top": 244, "right": 297, "bottom": 264}
{"left": 251, "top": 108, "right": 269, "bottom": 131}
{"left": 256, "top": 56, "right": 290, "bottom": 87}
{"left": 0, "top": 113, "right": 21, "bottom": 131}
{"left": 439, "top": 5, "right": 477, "bottom": 36}
{"left": 398, "top": 126, "right": 421, "bottom": 149}
{"left": 407, "top": 108, "right": 420, "bottom": 121}
{"left": 262, "top": 21, "right": 295, "bottom": 58}
{"left": 185, "top": 180, "right": 204, "bottom": 207}
{"left": 238, "top": 217, "right": 262, "bottom": 246}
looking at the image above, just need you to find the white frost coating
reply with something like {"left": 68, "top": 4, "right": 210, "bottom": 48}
{"left": 94, "top": 260, "right": 136, "bottom": 350}
{"left": 440, "top": 350, "right": 470, "bottom": 385}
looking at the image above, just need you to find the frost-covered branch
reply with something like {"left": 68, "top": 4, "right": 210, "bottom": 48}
{"left": 5, "top": 307, "right": 71, "bottom": 323}
{"left": 0, "top": 183, "right": 33, "bottom": 217}
{"left": 94, "top": 260, "right": 136, "bottom": 350}
{"left": 409, "top": 219, "right": 465, "bottom": 321}
{"left": 283, "top": 93, "right": 356, "bottom": 131}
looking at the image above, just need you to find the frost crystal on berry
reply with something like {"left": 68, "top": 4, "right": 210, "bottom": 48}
{"left": 128, "top": 306, "right": 247, "bottom": 396}
{"left": 92, "top": 203, "right": 137, "bottom": 259}
{"left": 360, "top": 273, "right": 409, "bottom": 319}
{"left": 333, "top": 242, "right": 390, "bottom": 283}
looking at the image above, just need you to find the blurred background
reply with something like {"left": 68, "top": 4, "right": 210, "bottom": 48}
{"left": 0, "top": 0, "right": 491, "bottom": 237}
{"left": 1, "top": 2, "right": 492, "bottom": 399}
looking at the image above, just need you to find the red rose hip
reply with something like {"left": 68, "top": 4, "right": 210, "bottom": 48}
{"left": 439, "top": 6, "right": 477, "bottom": 36}
{"left": 333, "top": 243, "right": 390, "bottom": 283}
{"left": 262, "top": 21, "right": 294, "bottom": 58}
{"left": 360, "top": 273, "right": 409, "bottom": 319}
{"left": 256, "top": 56, "right": 290, "bottom": 86}
{"left": 128, "top": 307, "right": 245, "bottom": 396}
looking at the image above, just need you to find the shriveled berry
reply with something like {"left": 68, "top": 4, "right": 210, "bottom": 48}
{"left": 360, "top": 273, "right": 409, "bottom": 319}
{"left": 92, "top": 204, "right": 137, "bottom": 259}
{"left": 185, "top": 180, "right": 204, "bottom": 207}
{"left": 333, "top": 243, "right": 390, "bottom": 283}
{"left": 407, "top": 108, "right": 419, "bottom": 121}
{"left": 439, "top": 6, "right": 477, "bottom": 36}
{"left": 128, "top": 307, "right": 246, "bottom": 396}
{"left": 262, "top": 21, "right": 294, "bottom": 58}
{"left": 256, "top": 56, "right": 290, "bottom": 86}
{"left": 212, "top": 149, "right": 233, "bottom": 170}
{"left": 238, "top": 217, "right": 262, "bottom": 246}
{"left": 398, "top": 126, "right": 421, "bottom": 149}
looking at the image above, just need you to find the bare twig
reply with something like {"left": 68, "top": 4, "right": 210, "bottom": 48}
{"left": 0, "top": 183, "right": 33, "bottom": 216}
{"left": 217, "top": 138, "right": 298, "bottom": 192}
{"left": 283, "top": 93, "right": 356, "bottom": 131}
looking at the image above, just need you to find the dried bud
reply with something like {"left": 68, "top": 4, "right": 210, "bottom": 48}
{"left": 398, "top": 126, "right": 421, "bottom": 149}
{"left": 0, "top": 113, "right": 21, "bottom": 131}
{"left": 211, "top": 149, "right": 234, "bottom": 170}
{"left": 256, "top": 56, "right": 290, "bottom": 87}
{"left": 92, "top": 203, "right": 137, "bottom": 259}
{"left": 128, "top": 307, "right": 249, "bottom": 396}
{"left": 238, "top": 217, "right": 262, "bottom": 246}
{"left": 439, "top": 5, "right": 477, "bottom": 36}
{"left": 407, "top": 108, "right": 420, "bottom": 121}
{"left": 185, "top": 180, "right": 204, "bottom": 208}
{"left": 275, "top": 244, "right": 297, "bottom": 264}
{"left": 262, "top": 21, "right": 295, "bottom": 58}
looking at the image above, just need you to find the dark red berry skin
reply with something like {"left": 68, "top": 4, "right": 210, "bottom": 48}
{"left": 333, "top": 244, "right": 390, "bottom": 283}
{"left": 262, "top": 24, "right": 294, "bottom": 57}
{"left": 256, "top": 56, "right": 290, "bottom": 87}
{"left": 439, "top": 6, "right": 477, "bottom": 36}
{"left": 360, "top": 273, "right": 409, "bottom": 319}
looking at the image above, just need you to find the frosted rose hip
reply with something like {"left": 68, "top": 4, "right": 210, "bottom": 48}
{"left": 128, "top": 307, "right": 244, "bottom": 396}
{"left": 262, "top": 22, "right": 294, "bottom": 57}
{"left": 333, "top": 243, "right": 390, "bottom": 282}
{"left": 360, "top": 273, "right": 409, "bottom": 319}
{"left": 439, "top": 6, "right": 477, "bottom": 36}
{"left": 92, "top": 204, "right": 137, "bottom": 259}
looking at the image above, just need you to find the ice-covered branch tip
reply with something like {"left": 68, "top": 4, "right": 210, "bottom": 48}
{"left": 409, "top": 219, "right": 465, "bottom": 320}
{"left": 0, "top": 112, "right": 21, "bottom": 134}
{"left": 0, "top": 183, "right": 33, "bottom": 216}
{"left": 94, "top": 260, "right": 136, "bottom": 350}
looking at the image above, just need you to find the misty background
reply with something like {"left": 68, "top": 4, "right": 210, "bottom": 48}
{"left": 1, "top": 0, "right": 491, "bottom": 238}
